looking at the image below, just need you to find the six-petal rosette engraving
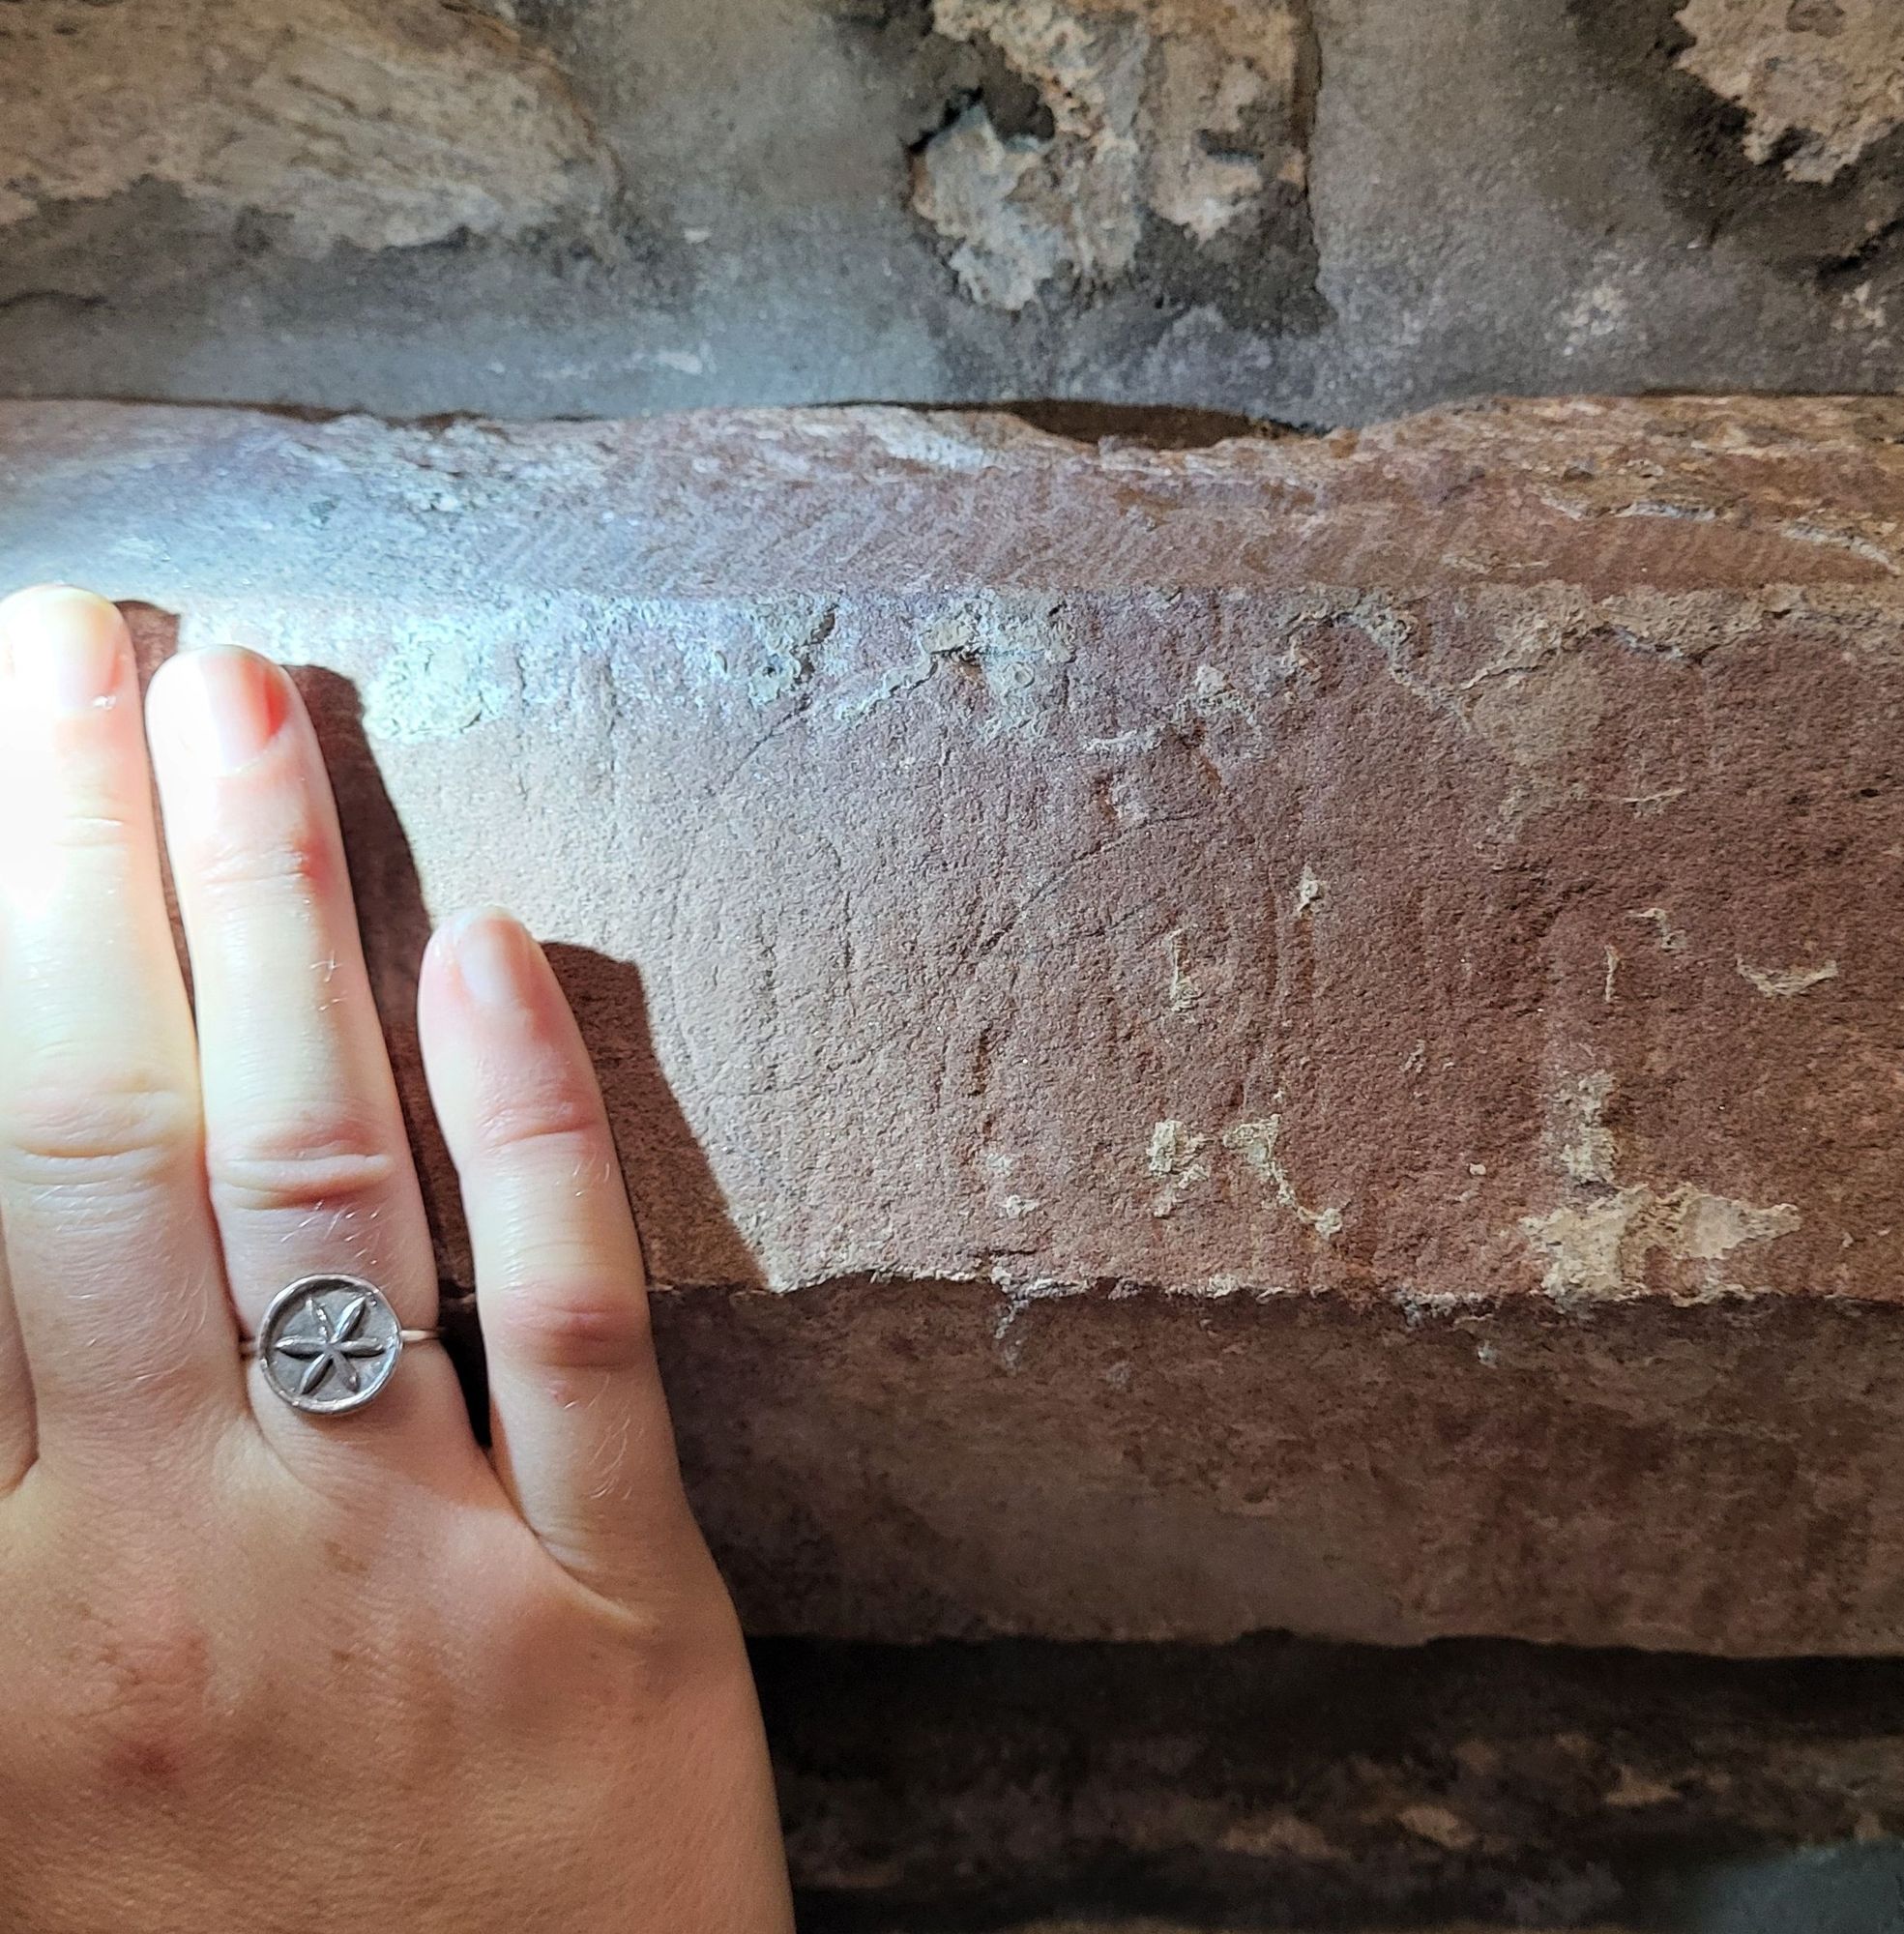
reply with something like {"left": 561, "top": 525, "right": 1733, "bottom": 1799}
{"left": 254, "top": 1275, "right": 406, "bottom": 1415}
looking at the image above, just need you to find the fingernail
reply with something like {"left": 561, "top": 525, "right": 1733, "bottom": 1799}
{"left": 173, "top": 646, "right": 289, "bottom": 773}
{"left": 0, "top": 586, "right": 126, "bottom": 715}
{"left": 450, "top": 906, "right": 533, "bottom": 1008}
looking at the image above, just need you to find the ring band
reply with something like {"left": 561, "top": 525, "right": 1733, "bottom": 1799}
{"left": 244, "top": 1273, "right": 437, "bottom": 1416}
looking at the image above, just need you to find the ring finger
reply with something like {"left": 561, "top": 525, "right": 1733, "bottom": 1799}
{"left": 144, "top": 643, "right": 482, "bottom": 1484}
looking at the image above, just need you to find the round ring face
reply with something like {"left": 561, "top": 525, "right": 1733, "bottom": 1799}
{"left": 254, "top": 1275, "right": 405, "bottom": 1416}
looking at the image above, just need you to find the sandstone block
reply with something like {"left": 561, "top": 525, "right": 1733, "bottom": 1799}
{"left": 2, "top": 395, "right": 1901, "bottom": 1651}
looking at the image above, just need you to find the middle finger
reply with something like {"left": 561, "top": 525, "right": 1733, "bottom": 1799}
{"left": 144, "top": 645, "right": 478, "bottom": 1477}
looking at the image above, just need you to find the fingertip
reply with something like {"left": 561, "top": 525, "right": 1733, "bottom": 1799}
{"left": 435, "top": 901, "right": 523, "bottom": 942}
{"left": 0, "top": 586, "right": 131, "bottom": 705}
{"left": 145, "top": 644, "right": 294, "bottom": 776}
{"left": 0, "top": 582, "right": 125, "bottom": 643}
{"left": 428, "top": 905, "right": 534, "bottom": 1005}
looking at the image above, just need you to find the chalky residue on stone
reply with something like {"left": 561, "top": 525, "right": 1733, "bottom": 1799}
{"left": 0, "top": 0, "right": 617, "bottom": 249}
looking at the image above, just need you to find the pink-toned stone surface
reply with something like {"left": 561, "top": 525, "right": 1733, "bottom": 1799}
{"left": 3, "top": 396, "right": 1903, "bottom": 1651}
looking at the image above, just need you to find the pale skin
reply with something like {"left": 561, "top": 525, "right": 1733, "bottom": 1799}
{"left": 0, "top": 586, "right": 795, "bottom": 1931}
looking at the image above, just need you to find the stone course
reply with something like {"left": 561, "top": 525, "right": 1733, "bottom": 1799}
{"left": 3, "top": 394, "right": 1902, "bottom": 1652}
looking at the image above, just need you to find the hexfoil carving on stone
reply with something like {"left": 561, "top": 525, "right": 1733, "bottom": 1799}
{"left": 0, "top": 0, "right": 617, "bottom": 251}
{"left": 1675, "top": 0, "right": 1904, "bottom": 184}
{"left": 910, "top": 0, "right": 1311, "bottom": 309}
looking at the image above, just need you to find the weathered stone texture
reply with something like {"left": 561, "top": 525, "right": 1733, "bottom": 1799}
{"left": 1676, "top": 0, "right": 1904, "bottom": 184}
{"left": 3, "top": 394, "right": 1903, "bottom": 1651}
{"left": 764, "top": 1632, "right": 1904, "bottom": 1928}
{"left": 908, "top": 0, "right": 1313, "bottom": 308}
{"left": 7, "top": 0, "right": 1904, "bottom": 422}
{"left": 0, "top": 0, "right": 615, "bottom": 250}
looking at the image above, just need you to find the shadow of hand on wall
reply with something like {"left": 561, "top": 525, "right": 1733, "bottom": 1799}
{"left": 298, "top": 663, "right": 772, "bottom": 1432}
{"left": 121, "top": 613, "right": 768, "bottom": 1443}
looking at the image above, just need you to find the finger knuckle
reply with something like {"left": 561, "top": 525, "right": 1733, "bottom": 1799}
{"left": 489, "top": 1274, "right": 651, "bottom": 1372}
{"left": 48, "top": 804, "right": 141, "bottom": 855}
{"left": 482, "top": 1578, "right": 724, "bottom": 1715}
{"left": 192, "top": 818, "right": 334, "bottom": 900}
{"left": 470, "top": 1078, "right": 605, "bottom": 1166}
{"left": 0, "top": 1063, "right": 197, "bottom": 1192}
{"left": 206, "top": 1103, "right": 401, "bottom": 1215}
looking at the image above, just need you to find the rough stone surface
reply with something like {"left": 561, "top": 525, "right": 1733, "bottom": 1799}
{"left": 1675, "top": 0, "right": 1904, "bottom": 184}
{"left": 0, "top": 0, "right": 616, "bottom": 252}
{"left": 5, "top": 0, "right": 1904, "bottom": 420}
{"left": 4, "top": 394, "right": 1904, "bottom": 1652}
{"left": 909, "top": 0, "right": 1313, "bottom": 309}
{"left": 760, "top": 1633, "right": 1904, "bottom": 1929}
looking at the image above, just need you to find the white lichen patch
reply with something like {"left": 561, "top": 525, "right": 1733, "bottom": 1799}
{"left": 0, "top": 0, "right": 615, "bottom": 249}
{"left": 1396, "top": 1803, "right": 1479, "bottom": 1853}
{"left": 1523, "top": 1184, "right": 1801, "bottom": 1306}
{"left": 1521, "top": 1069, "right": 1801, "bottom": 1304}
{"left": 1604, "top": 1766, "right": 1682, "bottom": 1809}
{"left": 630, "top": 596, "right": 835, "bottom": 709}
{"left": 1144, "top": 1113, "right": 1343, "bottom": 1237}
{"left": 1675, "top": 0, "right": 1904, "bottom": 184}
{"left": 1217, "top": 1811, "right": 1343, "bottom": 1861}
{"left": 1560, "top": 276, "right": 1633, "bottom": 356}
{"left": 1737, "top": 955, "right": 1840, "bottom": 996}
{"left": 923, "top": 595, "right": 1074, "bottom": 733}
{"left": 912, "top": 0, "right": 1306, "bottom": 309}
{"left": 1558, "top": 1070, "right": 1619, "bottom": 1187}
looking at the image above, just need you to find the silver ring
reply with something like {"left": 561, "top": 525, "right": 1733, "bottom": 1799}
{"left": 242, "top": 1273, "right": 438, "bottom": 1416}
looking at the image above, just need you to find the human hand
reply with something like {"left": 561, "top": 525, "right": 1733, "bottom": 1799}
{"left": 0, "top": 588, "right": 793, "bottom": 1932}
